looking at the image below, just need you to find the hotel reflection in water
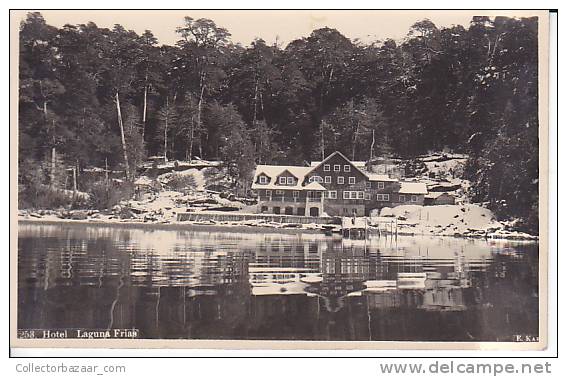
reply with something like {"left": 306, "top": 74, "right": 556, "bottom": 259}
{"left": 18, "top": 225, "right": 538, "bottom": 341}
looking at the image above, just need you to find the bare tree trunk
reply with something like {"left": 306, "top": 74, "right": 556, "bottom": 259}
{"left": 252, "top": 77, "right": 260, "bottom": 160}
{"left": 260, "top": 91, "right": 265, "bottom": 119}
{"left": 50, "top": 147, "right": 56, "bottom": 188}
{"left": 141, "top": 66, "right": 150, "bottom": 140}
{"left": 188, "top": 116, "right": 195, "bottom": 163}
{"left": 163, "top": 97, "right": 169, "bottom": 162}
{"left": 370, "top": 129, "right": 375, "bottom": 162}
{"left": 44, "top": 101, "right": 56, "bottom": 188}
{"left": 320, "top": 121, "right": 325, "bottom": 161}
{"left": 252, "top": 77, "right": 259, "bottom": 125}
{"left": 489, "top": 34, "right": 502, "bottom": 65}
{"left": 352, "top": 120, "right": 360, "bottom": 161}
{"left": 142, "top": 84, "right": 148, "bottom": 139}
{"left": 115, "top": 92, "right": 131, "bottom": 181}
{"left": 194, "top": 73, "right": 206, "bottom": 161}
{"left": 76, "top": 159, "right": 80, "bottom": 191}
{"left": 105, "top": 157, "right": 109, "bottom": 185}
{"left": 72, "top": 167, "right": 77, "bottom": 193}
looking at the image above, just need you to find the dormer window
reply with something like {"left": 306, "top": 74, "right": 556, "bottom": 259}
{"left": 259, "top": 176, "right": 268, "bottom": 184}
{"left": 344, "top": 165, "right": 351, "bottom": 172}
{"left": 324, "top": 164, "right": 331, "bottom": 171}
{"left": 377, "top": 182, "right": 385, "bottom": 189}
{"left": 279, "top": 177, "right": 286, "bottom": 185}
{"left": 286, "top": 177, "right": 294, "bottom": 185}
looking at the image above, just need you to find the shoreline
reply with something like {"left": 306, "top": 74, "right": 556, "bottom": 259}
{"left": 17, "top": 217, "right": 323, "bottom": 235}
{"left": 17, "top": 217, "right": 539, "bottom": 242}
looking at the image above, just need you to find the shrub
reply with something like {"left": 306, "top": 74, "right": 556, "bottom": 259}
{"left": 88, "top": 180, "right": 135, "bottom": 210}
{"left": 18, "top": 156, "right": 90, "bottom": 209}
{"left": 163, "top": 172, "right": 197, "bottom": 193}
{"left": 19, "top": 183, "right": 89, "bottom": 210}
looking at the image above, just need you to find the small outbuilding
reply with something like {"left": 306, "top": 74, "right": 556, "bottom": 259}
{"left": 424, "top": 192, "right": 456, "bottom": 206}
{"left": 397, "top": 181, "right": 428, "bottom": 205}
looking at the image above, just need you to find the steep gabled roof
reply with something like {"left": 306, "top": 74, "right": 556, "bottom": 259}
{"left": 399, "top": 182, "right": 428, "bottom": 195}
{"left": 251, "top": 165, "right": 312, "bottom": 190}
{"left": 425, "top": 191, "right": 454, "bottom": 199}
{"left": 278, "top": 168, "right": 298, "bottom": 179}
{"left": 367, "top": 173, "right": 398, "bottom": 182}
{"left": 304, "top": 181, "right": 327, "bottom": 191}
{"left": 309, "top": 151, "right": 368, "bottom": 177}
{"left": 252, "top": 151, "right": 409, "bottom": 191}
{"left": 310, "top": 160, "right": 366, "bottom": 168}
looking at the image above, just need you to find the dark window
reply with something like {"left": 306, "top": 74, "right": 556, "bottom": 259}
{"left": 285, "top": 207, "right": 293, "bottom": 215}
{"left": 273, "top": 207, "right": 281, "bottom": 214}
{"left": 261, "top": 206, "right": 268, "bottom": 212}
{"left": 297, "top": 208, "right": 306, "bottom": 216}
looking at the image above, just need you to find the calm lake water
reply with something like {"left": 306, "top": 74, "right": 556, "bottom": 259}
{"left": 17, "top": 222, "right": 539, "bottom": 341}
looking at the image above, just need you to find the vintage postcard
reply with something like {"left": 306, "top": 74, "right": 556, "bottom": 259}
{"left": 10, "top": 9, "right": 550, "bottom": 351}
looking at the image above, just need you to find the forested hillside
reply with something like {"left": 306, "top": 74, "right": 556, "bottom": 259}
{"left": 18, "top": 13, "right": 539, "bottom": 233}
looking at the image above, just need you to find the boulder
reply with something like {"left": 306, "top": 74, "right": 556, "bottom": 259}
{"left": 70, "top": 210, "right": 89, "bottom": 220}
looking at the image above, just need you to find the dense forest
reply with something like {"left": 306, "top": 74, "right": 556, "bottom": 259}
{"left": 18, "top": 12, "right": 539, "bottom": 232}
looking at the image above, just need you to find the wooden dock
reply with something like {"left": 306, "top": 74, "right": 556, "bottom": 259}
{"left": 341, "top": 217, "right": 368, "bottom": 239}
{"left": 177, "top": 211, "right": 341, "bottom": 225}
{"left": 177, "top": 211, "right": 401, "bottom": 239}
{"left": 342, "top": 217, "right": 400, "bottom": 239}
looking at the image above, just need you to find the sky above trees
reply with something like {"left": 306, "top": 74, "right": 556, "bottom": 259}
{"left": 25, "top": 10, "right": 539, "bottom": 47}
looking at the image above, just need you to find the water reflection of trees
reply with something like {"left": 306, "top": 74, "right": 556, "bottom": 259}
{"left": 18, "top": 225, "right": 539, "bottom": 341}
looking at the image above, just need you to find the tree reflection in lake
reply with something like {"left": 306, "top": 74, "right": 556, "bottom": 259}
{"left": 18, "top": 223, "right": 539, "bottom": 341}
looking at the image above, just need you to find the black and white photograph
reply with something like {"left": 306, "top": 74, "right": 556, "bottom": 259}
{"left": 10, "top": 9, "right": 550, "bottom": 350}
